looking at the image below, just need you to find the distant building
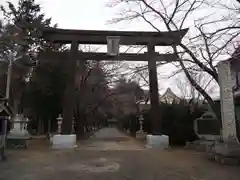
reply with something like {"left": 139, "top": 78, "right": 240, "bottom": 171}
{"left": 159, "top": 88, "right": 181, "bottom": 104}
{"left": 138, "top": 88, "right": 182, "bottom": 111}
{"left": 107, "top": 118, "right": 118, "bottom": 127}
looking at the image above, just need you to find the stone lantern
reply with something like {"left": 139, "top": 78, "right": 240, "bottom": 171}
{"left": 139, "top": 115, "right": 144, "bottom": 131}
{"left": 7, "top": 114, "right": 31, "bottom": 148}
{"left": 136, "top": 114, "right": 146, "bottom": 140}
{"left": 7, "top": 114, "right": 30, "bottom": 138}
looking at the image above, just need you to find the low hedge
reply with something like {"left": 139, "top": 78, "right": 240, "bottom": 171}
{"left": 119, "top": 100, "right": 205, "bottom": 146}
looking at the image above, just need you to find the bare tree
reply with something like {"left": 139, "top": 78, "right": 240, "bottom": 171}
{"left": 175, "top": 71, "right": 217, "bottom": 101}
{"left": 107, "top": 0, "right": 240, "bottom": 111}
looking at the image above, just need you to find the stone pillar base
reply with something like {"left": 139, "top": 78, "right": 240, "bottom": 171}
{"left": 206, "top": 142, "right": 240, "bottom": 165}
{"left": 185, "top": 140, "right": 214, "bottom": 152}
{"left": 146, "top": 134, "right": 169, "bottom": 149}
{"left": 52, "top": 134, "right": 77, "bottom": 149}
{"left": 7, "top": 130, "right": 31, "bottom": 149}
{"left": 213, "top": 142, "right": 240, "bottom": 157}
{"left": 136, "top": 130, "right": 146, "bottom": 140}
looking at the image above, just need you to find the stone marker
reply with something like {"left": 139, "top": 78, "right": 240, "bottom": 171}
{"left": 204, "top": 60, "right": 240, "bottom": 165}
{"left": 217, "top": 60, "right": 238, "bottom": 142}
{"left": 194, "top": 111, "right": 221, "bottom": 141}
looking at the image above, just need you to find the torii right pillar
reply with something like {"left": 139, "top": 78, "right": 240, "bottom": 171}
{"left": 147, "top": 44, "right": 162, "bottom": 135}
{"left": 145, "top": 44, "right": 168, "bottom": 149}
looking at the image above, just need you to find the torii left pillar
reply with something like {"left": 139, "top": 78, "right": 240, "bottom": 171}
{"left": 61, "top": 41, "right": 78, "bottom": 134}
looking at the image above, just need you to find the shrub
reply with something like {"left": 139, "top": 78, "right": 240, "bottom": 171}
{"left": 119, "top": 100, "right": 205, "bottom": 146}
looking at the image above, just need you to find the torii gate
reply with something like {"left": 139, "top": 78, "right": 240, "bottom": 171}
{"left": 40, "top": 28, "right": 188, "bottom": 135}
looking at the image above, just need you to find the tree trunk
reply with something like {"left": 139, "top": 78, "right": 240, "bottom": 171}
{"left": 129, "top": 115, "right": 137, "bottom": 137}
{"left": 74, "top": 101, "right": 85, "bottom": 139}
{"left": 179, "top": 60, "right": 220, "bottom": 120}
{"left": 47, "top": 119, "right": 51, "bottom": 134}
{"left": 172, "top": 44, "right": 220, "bottom": 120}
{"left": 12, "top": 99, "right": 19, "bottom": 116}
{"left": 37, "top": 117, "right": 41, "bottom": 135}
{"left": 75, "top": 116, "right": 85, "bottom": 140}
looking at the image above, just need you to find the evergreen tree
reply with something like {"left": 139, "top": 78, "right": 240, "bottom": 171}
{"left": 0, "top": 0, "right": 54, "bottom": 114}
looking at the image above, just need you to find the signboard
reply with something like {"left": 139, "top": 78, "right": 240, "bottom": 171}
{"left": 194, "top": 112, "right": 221, "bottom": 141}
{"left": 107, "top": 36, "right": 120, "bottom": 56}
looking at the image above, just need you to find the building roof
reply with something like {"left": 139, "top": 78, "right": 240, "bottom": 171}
{"left": 141, "top": 88, "right": 181, "bottom": 104}
{"left": 159, "top": 88, "right": 181, "bottom": 101}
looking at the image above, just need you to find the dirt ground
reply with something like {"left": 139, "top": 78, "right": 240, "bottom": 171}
{"left": 0, "top": 128, "right": 240, "bottom": 180}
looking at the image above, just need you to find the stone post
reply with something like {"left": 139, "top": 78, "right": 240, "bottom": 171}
{"left": 72, "top": 118, "right": 75, "bottom": 133}
{"left": 139, "top": 115, "right": 144, "bottom": 131}
{"left": 147, "top": 44, "right": 162, "bottom": 135}
{"left": 56, "top": 114, "right": 63, "bottom": 134}
{"left": 217, "top": 60, "right": 238, "bottom": 142}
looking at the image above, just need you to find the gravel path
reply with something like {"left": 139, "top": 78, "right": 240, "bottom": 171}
{"left": 0, "top": 128, "right": 240, "bottom": 180}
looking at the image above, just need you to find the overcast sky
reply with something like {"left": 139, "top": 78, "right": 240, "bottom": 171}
{"left": 1, "top": 0, "right": 230, "bottom": 98}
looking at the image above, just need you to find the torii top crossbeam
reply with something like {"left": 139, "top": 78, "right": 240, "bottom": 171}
{"left": 42, "top": 28, "right": 188, "bottom": 46}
